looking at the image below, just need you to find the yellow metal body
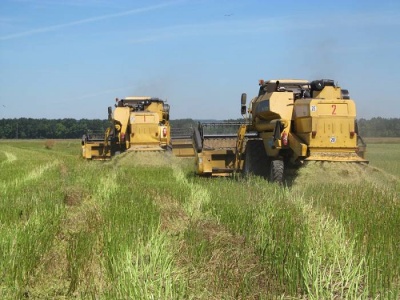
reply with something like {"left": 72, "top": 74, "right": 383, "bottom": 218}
{"left": 194, "top": 124, "right": 247, "bottom": 176}
{"left": 195, "top": 78, "right": 367, "bottom": 177}
{"left": 113, "top": 99, "right": 170, "bottom": 151}
{"left": 82, "top": 142, "right": 111, "bottom": 160}
{"left": 196, "top": 149, "right": 239, "bottom": 176}
{"left": 170, "top": 126, "right": 196, "bottom": 157}
{"left": 293, "top": 97, "right": 363, "bottom": 161}
{"left": 81, "top": 127, "right": 112, "bottom": 160}
{"left": 171, "top": 138, "right": 195, "bottom": 157}
{"left": 248, "top": 79, "right": 367, "bottom": 163}
{"left": 82, "top": 96, "right": 170, "bottom": 159}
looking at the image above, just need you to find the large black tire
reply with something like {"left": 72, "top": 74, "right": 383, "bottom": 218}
{"left": 269, "top": 159, "right": 284, "bottom": 184}
{"left": 243, "top": 140, "right": 269, "bottom": 178}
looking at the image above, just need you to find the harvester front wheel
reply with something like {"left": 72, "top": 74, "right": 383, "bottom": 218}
{"left": 269, "top": 159, "right": 284, "bottom": 184}
{"left": 243, "top": 140, "right": 269, "bottom": 178}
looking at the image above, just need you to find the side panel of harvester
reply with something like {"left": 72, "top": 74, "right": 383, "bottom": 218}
{"left": 81, "top": 127, "right": 113, "bottom": 160}
{"left": 81, "top": 139, "right": 111, "bottom": 160}
{"left": 194, "top": 122, "right": 250, "bottom": 176}
{"left": 170, "top": 126, "right": 196, "bottom": 157}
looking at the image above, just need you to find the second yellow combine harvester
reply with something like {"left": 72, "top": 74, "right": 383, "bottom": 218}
{"left": 195, "top": 79, "right": 368, "bottom": 183}
{"left": 82, "top": 96, "right": 170, "bottom": 159}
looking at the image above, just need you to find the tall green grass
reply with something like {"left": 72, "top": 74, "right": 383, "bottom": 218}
{"left": 1, "top": 140, "right": 399, "bottom": 299}
{"left": 366, "top": 144, "right": 400, "bottom": 177}
{"left": 198, "top": 177, "right": 308, "bottom": 295}
{"left": 301, "top": 182, "right": 400, "bottom": 298}
{"left": 100, "top": 167, "right": 187, "bottom": 299}
{"left": 0, "top": 146, "right": 65, "bottom": 298}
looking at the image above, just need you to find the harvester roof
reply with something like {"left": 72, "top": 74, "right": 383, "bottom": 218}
{"left": 123, "top": 96, "right": 165, "bottom": 103}
{"left": 264, "top": 79, "right": 310, "bottom": 85}
{"left": 259, "top": 79, "right": 310, "bottom": 95}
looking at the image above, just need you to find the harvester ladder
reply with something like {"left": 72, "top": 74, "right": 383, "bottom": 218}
{"left": 234, "top": 124, "right": 249, "bottom": 170}
{"left": 101, "top": 127, "right": 111, "bottom": 156}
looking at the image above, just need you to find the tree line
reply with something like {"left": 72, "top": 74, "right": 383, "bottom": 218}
{"left": 0, "top": 118, "right": 109, "bottom": 139}
{"left": 357, "top": 118, "right": 400, "bottom": 138}
{"left": 0, "top": 117, "right": 399, "bottom": 139}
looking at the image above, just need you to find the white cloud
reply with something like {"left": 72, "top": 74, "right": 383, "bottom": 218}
{"left": 0, "top": 1, "right": 184, "bottom": 40}
{"left": 11, "top": 0, "right": 119, "bottom": 7}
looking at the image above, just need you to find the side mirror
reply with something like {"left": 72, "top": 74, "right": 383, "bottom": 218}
{"left": 241, "top": 93, "right": 247, "bottom": 105}
{"left": 241, "top": 93, "right": 247, "bottom": 115}
{"left": 108, "top": 106, "right": 112, "bottom": 121}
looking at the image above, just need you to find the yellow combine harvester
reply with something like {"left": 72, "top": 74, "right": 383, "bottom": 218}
{"left": 195, "top": 79, "right": 368, "bottom": 182}
{"left": 82, "top": 96, "right": 171, "bottom": 160}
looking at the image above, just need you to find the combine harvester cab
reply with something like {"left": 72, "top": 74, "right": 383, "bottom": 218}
{"left": 195, "top": 78, "right": 368, "bottom": 182}
{"left": 82, "top": 96, "right": 171, "bottom": 160}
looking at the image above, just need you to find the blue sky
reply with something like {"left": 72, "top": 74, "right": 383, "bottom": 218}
{"left": 1, "top": 0, "right": 399, "bottom": 120}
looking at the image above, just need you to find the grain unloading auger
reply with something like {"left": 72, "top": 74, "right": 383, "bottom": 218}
{"left": 195, "top": 79, "right": 368, "bottom": 182}
{"left": 82, "top": 97, "right": 171, "bottom": 160}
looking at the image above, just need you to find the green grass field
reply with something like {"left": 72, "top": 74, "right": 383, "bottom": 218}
{"left": 0, "top": 139, "right": 399, "bottom": 299}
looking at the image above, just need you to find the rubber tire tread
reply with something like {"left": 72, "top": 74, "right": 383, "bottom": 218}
{"left": 243, "top": 140, "right": 269, "bottom": 178}
{"left": 269, "top": 160, "right": 284, "bottom": 184}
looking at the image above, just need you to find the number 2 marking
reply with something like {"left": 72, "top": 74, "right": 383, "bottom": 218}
{"left": 332, "top": 104, "right": 337, "bottom": 115}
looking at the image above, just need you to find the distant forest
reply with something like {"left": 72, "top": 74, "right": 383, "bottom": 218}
{"left": 0, "top": 117, "right": 398, "bottom": 139}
